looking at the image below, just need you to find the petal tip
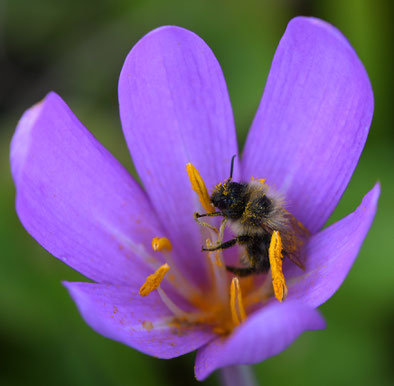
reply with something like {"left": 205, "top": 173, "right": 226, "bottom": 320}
{"left": 10, "top": 99, "right": 45, "bottom": 184}
{"left": 313, "top": 309, "right": 327, "bottom": 330}
{"left": 372, "top": 181, "right": 381, "bottom": 200}
{"left": 62, "top": 281, "right": 82, "bottom": 297}
{"left": 139, "top": 24, "right": 203, "bottom": 43}
{"left": 61, "top": 280, "right": 73, "bottom": 289}
{"left": 118, "top": 24, "right": 207, "bottom": 87}
{"left": 118, "top": 25, "right": 205, "bottom": 113}
{"left": 10, "top": 91, "right": 63, "bottom": 185}
{"left": 288, "top": 16, "right": 344, "bottom": 39}
{"left": 286, "top": 17, "right": 372, "bottom": 82}
{"left": 362, "top": 182, "right": 381, "bottom": 213}
{"left": 142, "top": 24, "right": 194, "bottom": 37}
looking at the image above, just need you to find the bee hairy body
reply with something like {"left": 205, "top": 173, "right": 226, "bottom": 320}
{"left": 203, "top": 179, "right": 307, "bottom": 276}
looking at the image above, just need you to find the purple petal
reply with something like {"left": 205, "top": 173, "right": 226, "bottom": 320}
{"left": 11, "top": 92, "right": 165, "bottom": 285}
{"left": 118, "top": 26, "right": 238, "bottom": 285}
{"left": 64, "top": 282, "right": 215, "bottom": 358}
{"left": 242, "top": 17, "right": 374, "bottom": 233}
{"left": 286, "top": 183, "right": 380, "bottom": 307}
{"left": 194, "top": 301, "right": 325, "bottom": 380}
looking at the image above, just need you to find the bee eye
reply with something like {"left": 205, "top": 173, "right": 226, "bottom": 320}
{"left": 211, "top": 194, "right": 230, "bottom": 210}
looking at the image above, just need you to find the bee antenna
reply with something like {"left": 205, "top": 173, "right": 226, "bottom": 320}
{"left": 229, "top": 154, "right": 237, "bottom": 179}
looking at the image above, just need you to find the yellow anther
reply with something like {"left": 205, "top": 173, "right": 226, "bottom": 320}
{"left": 230, "top": 277, "right": 247, "bottom": 326}
{"left": 268, "top": 231, "right": 288, "bottom": 302}
{"left": 139, "top": 263, "right": 170, "bottom": 297}
{"left": 186, "top": 163, "right": 215, "bottom": 214}
{"left": 151, "top": 237, "right": 172, "bottom": 252}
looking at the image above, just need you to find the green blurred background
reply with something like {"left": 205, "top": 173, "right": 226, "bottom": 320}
{"left": 1, "top": 0, "right": 393, "bottom": 385}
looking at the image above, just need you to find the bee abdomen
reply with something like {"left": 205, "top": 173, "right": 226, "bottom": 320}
{"left": 247, "top": 235, "right": 270, "bottom": 272}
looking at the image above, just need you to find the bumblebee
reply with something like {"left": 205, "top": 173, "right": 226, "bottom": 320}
{"left": 196, "top": 156, "right": 308, "bottom": 276}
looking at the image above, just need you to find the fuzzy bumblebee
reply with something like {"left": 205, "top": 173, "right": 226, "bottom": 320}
{"left": 195, "top": 156, "right": 309, "bottom": 277}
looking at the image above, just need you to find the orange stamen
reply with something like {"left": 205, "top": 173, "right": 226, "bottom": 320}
{"left": 268, "top": 231, "right": 288, "bottom": 302}
{"left": 206, "top": 239, "right": 228, "bottom": 304}
{"left": 139, "top": 263, "right": 170, "bottom": 297}
{"left": 151, "top": 236, "right": 202, "bottom": 299}
{"left": 151, "top": 237, "right": 172, "bottom": 252}
{"left": 186, "top": 163, "right": 215, "bottom": 213}
{"left": 230, "top": 277, "right": 247, "bottom": 326}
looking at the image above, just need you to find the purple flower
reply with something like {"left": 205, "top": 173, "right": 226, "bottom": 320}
{"left": 10, "top": 16, "right": 378, "bottom": 381}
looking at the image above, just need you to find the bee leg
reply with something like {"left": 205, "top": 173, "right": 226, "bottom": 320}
{"left": 194, "top": 212, "right": 225, "bottom": 219}
{"left": 225, "top": 266, "right": 256, "bottom": 277}
{"left": 202, "top": 238, "right": 237, "bottom": 251}
{"left": 194, "top": 213, "right": 227, "bottom": 236}
{"left": 202, "top": 235, "right": 251, "bottom": 252}
{"left": 193, "top": 215, "right": 219, "bottom": 234}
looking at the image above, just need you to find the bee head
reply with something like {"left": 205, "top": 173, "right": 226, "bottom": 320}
{"left": 210, "top": 179, "right": 247, "bottom": 219}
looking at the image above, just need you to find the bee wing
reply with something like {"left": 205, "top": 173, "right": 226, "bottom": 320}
{"left": 263, "top": 209, "right": 309, "bottom": 270}
{"left": 281, "top": 210, "right": 310, "bottom": 269}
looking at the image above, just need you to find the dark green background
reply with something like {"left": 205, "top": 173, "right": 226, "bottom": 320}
{"left": 1, "top": 0, "right": 393, "bottom": 385}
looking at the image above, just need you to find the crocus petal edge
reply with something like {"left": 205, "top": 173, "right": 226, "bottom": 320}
{"left": 64, "top": 281, "right": 215, "bottom": 359}
{"left": 286, "top": 182, "right": 380, "bottom": 307}
{"left": 11, "top": 92, "right": 165, "bottom": 285}
{"left": 118, "top": 25, "right": 239, "bottom": 286}
{"left": 194, "top": 301, "right": 325, "bottom": 380}
{"left": 242, "top": 16, "right": 374, "bottom": 233}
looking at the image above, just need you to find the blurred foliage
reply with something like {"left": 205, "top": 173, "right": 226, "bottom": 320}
{"left": 0, "top": 0, "right": 393, "bottom": 385}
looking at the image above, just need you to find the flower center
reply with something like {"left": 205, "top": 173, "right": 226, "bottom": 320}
{"left": 138, "top": 231, "right": 269, "bottom": 335}
{"left": 137, "top": 163, "right": 304, "bottom": 336}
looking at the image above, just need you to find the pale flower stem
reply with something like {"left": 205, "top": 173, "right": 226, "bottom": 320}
{"left": 219, "top": 365, "right": 257, "bottom": 386}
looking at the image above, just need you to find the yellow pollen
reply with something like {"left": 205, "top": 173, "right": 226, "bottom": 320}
{"left": 151, "top": 236, "right": 172, "bottom": 252}
{"left": 251, "top": 176, "right": 266, "bottom": 185}
{"left": 139, "top": 263, "right": 170, "bottom": 297}
{"left": 214, "top": 182, "right": 223, "bottom": 190}
{"left": 268, "top": 231, "right": 288, "bottom": 302}
{"left": 230, "top": 277, "right": 247, "bottom": 326}
{"left": 186, "top": 163, "right": 215, "bottom": 213}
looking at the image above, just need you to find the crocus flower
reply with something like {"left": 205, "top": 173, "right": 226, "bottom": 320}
{"left": 11, "top": 16, "right": 378, "bottom": 381}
